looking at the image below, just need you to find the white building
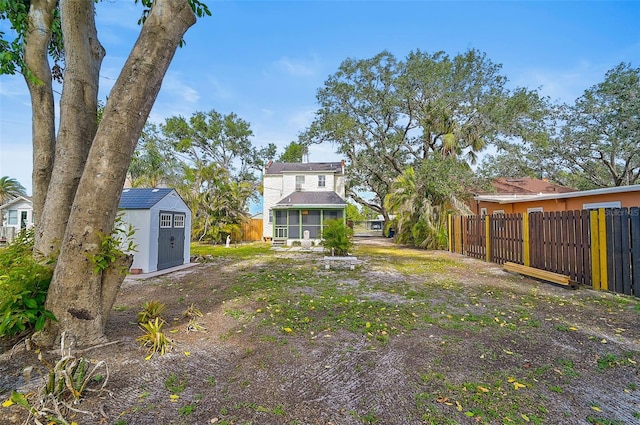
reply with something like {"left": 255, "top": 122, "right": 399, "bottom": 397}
{"left": 0, "top": 195, "right": 34, "bottom": 243}
{"left": 262, "top": 161, "right": 347, "bottom": 245}
{"left": 118, "top": 188, "right": 191, "bottom": 273}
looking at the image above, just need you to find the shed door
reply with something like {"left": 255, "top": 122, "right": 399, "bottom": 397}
{"left": 157, "top": 211, "right": 185, "bottom": 270}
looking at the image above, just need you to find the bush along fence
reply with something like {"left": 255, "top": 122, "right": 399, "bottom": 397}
{"left": 448, "top": 207, "right": 640, "bottom": 297}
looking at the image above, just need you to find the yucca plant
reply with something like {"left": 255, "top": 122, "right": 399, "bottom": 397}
{"left": 136, "top": 300, "right": 166, "bottom": 324}
{"left": 182, "top": 303, "right": 203, "bottom": 319}
{"left": 137, "top": 317, "right": 172, "bottom": 358}
{"left": 186, "top": 319, "right": 206, "bottom": 333}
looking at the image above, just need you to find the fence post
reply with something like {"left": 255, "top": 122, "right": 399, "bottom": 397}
{"left": 590, "top": 209, "right": 608, "bottom": 291}
{"left": 523, "top": 212, "right": 530, "bottom": 267}
{"left": 485, "top": 215, "right": 491, "bottom": 262}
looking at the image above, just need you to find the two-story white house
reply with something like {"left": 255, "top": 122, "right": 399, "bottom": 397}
{"left": 262, "top": 161, "right": 347, "bottom": 245}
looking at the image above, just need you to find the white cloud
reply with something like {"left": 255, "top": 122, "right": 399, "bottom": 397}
{"left": 308, "top": 142, "right": 340, "bottom": 163}
{"left": 96, "top": 2, "right": 144, "bottom": 32}
{"left": 204, "top": 75, "right": 235, "bottom": 101}
{"left": 288, "top": 108, "right": 317, "bottom": 131}
{"left": 274, "top": 55, "right": 321, "bottom": 77}
{"left": 162, "top": 72, "right": 200, "bottom": 104}
{"left": 0, "top": 78, "right": 30, "bottom": 99}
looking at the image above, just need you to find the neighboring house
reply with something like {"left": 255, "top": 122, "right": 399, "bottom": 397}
{"left": 0, "top": 195, "right": 34, "bottom": 243}
{"left": 118, "top": 188, "right": 191, "bottom": 273}
{"left": 474, "top": 178, "right": 640, "bottom": 215}
{"left": 262, "top": 161, "right": 347, "bottom": 245}
{"left": 363, "top": 214, "right": 396, "bottom": 237}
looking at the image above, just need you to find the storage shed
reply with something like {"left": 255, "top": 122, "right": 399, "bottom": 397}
{"left": 119, "top": 188, "right": 191, "bottom": 273}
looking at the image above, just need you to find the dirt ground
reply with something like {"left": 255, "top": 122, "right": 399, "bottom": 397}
{"left": 1, "top": 238, "right": 639, "bottom": 425}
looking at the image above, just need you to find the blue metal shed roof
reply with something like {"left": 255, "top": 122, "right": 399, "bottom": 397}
{"left": 118, "top": 188, "right": 175, "bottom": 209}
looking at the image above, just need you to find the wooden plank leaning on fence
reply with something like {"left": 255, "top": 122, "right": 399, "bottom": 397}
{"left": 503, "top": 262, "right": 575, "bottom": 288}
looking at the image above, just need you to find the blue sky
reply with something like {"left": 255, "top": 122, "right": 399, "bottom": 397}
{"left": 1, "top": 0, "right": 639, "bottom": 196}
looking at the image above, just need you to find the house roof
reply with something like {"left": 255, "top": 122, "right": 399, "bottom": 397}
{"left": 478, "top": 177, "right": 576, "bottom": 196}
{"left": 274, "top": 191, "right": 347, "bottom": 208}
{"left": 475, "top": 184, "right": 640, "bottom": 204}
{"left": 118, "top": 188, "right": 176, "bottom": 209}
{"left": 0, "top": 195, "right": 32, "bottom": 210}
{"left": 265, "top": 161, "right": 344, "bottom": 175}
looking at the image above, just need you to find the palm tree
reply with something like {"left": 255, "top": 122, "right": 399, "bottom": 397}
{"left": 385, "top": 158, "right": 473, "bottom": 249}
{"left": 0, "top": 176, "right": 27, "bottom": 205}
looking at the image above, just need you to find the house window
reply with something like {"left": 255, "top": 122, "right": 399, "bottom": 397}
{"left": 295, "top": 175, "right": 305, "bottom": 191}
{"left": 318, "top": 175, "right": 326, "bottom": 188}
{"left": 173, "top": 214, "right": 185, "bottom": 228}
{"left": 527, "top": 207, "right": 543, "bottom": 213}
{"left": 583, "top": 201, "right": 621, "bottom": 210}
{"left": 480, "top": 208, "right": 487, "bottom": 217}
{"left": 268, "top": 209, "right": 273, "bottom": 223}
{"left": 160, "top": 213, "right": 172, "bottom": 228}
{"left": 7, "top": 210, "right": 17, "bottom": 225}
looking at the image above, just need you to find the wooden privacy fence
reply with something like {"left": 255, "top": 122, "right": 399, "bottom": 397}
{"left": 236, "top": 218, "right": 263, "bottom": 242}
{"left": 448, "top": 208, "right": 640, "bottom": 297}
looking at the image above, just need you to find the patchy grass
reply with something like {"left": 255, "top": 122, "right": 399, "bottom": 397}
{"left": 190, "top": 242, "right": 271, "bottom": 258}
{"left": 6, "top": 240, "right": 639, "bottom": 425}
{"left": 180, "top": 244, "right": 639, "bottom": 424}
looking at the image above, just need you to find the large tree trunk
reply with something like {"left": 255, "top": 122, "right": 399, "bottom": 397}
{"left": 23, "top": 0, "right": 57, "bottom": 228}
{"left": 35, "top": 0, "right": 196, "bottom": 348}
{"left": 34, "top": 0, "right": 105, "bottom": 259}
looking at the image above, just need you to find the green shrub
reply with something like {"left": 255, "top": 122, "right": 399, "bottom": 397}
{"left": 0, "top": 230, "right": 55, "bottom": 338}
{"left": 321, "top": 219, "right": 353, "bottom": 256}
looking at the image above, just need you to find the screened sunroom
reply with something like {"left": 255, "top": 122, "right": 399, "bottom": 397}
{"left": 271, "top": 191, "right": 346, "bottom": 245}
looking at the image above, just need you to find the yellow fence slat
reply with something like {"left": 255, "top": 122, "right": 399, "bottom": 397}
{"left": 598, "top": 208, "right": 608, "bottom": 291}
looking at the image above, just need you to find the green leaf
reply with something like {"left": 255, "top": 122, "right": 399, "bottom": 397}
{"left": 35, "top": 314, "right": 46, "bottom": 331}
{"left": 10, "top": 391, "right": 31, "bottom": 409}
{"left": 23, "top": 298, "right": 38, "bottom": 309}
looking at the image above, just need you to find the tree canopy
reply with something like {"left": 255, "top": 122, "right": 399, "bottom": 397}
{"left": 479, "top": 63, "right": 640, "bottom": 190}
{"left": 385, "top": 157, "right": 475, "bottom": 249}
{"left": 301, "top": 49, "right": 549, "bottom": 222}
{"left": 277, "top": 141, "right": 307, "bottom": 162}
{"left": 0, "top": 176, "right": 27, "bottom": 205}
{"left": 127, "top": 110, "right": 277, "bottom": 242}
